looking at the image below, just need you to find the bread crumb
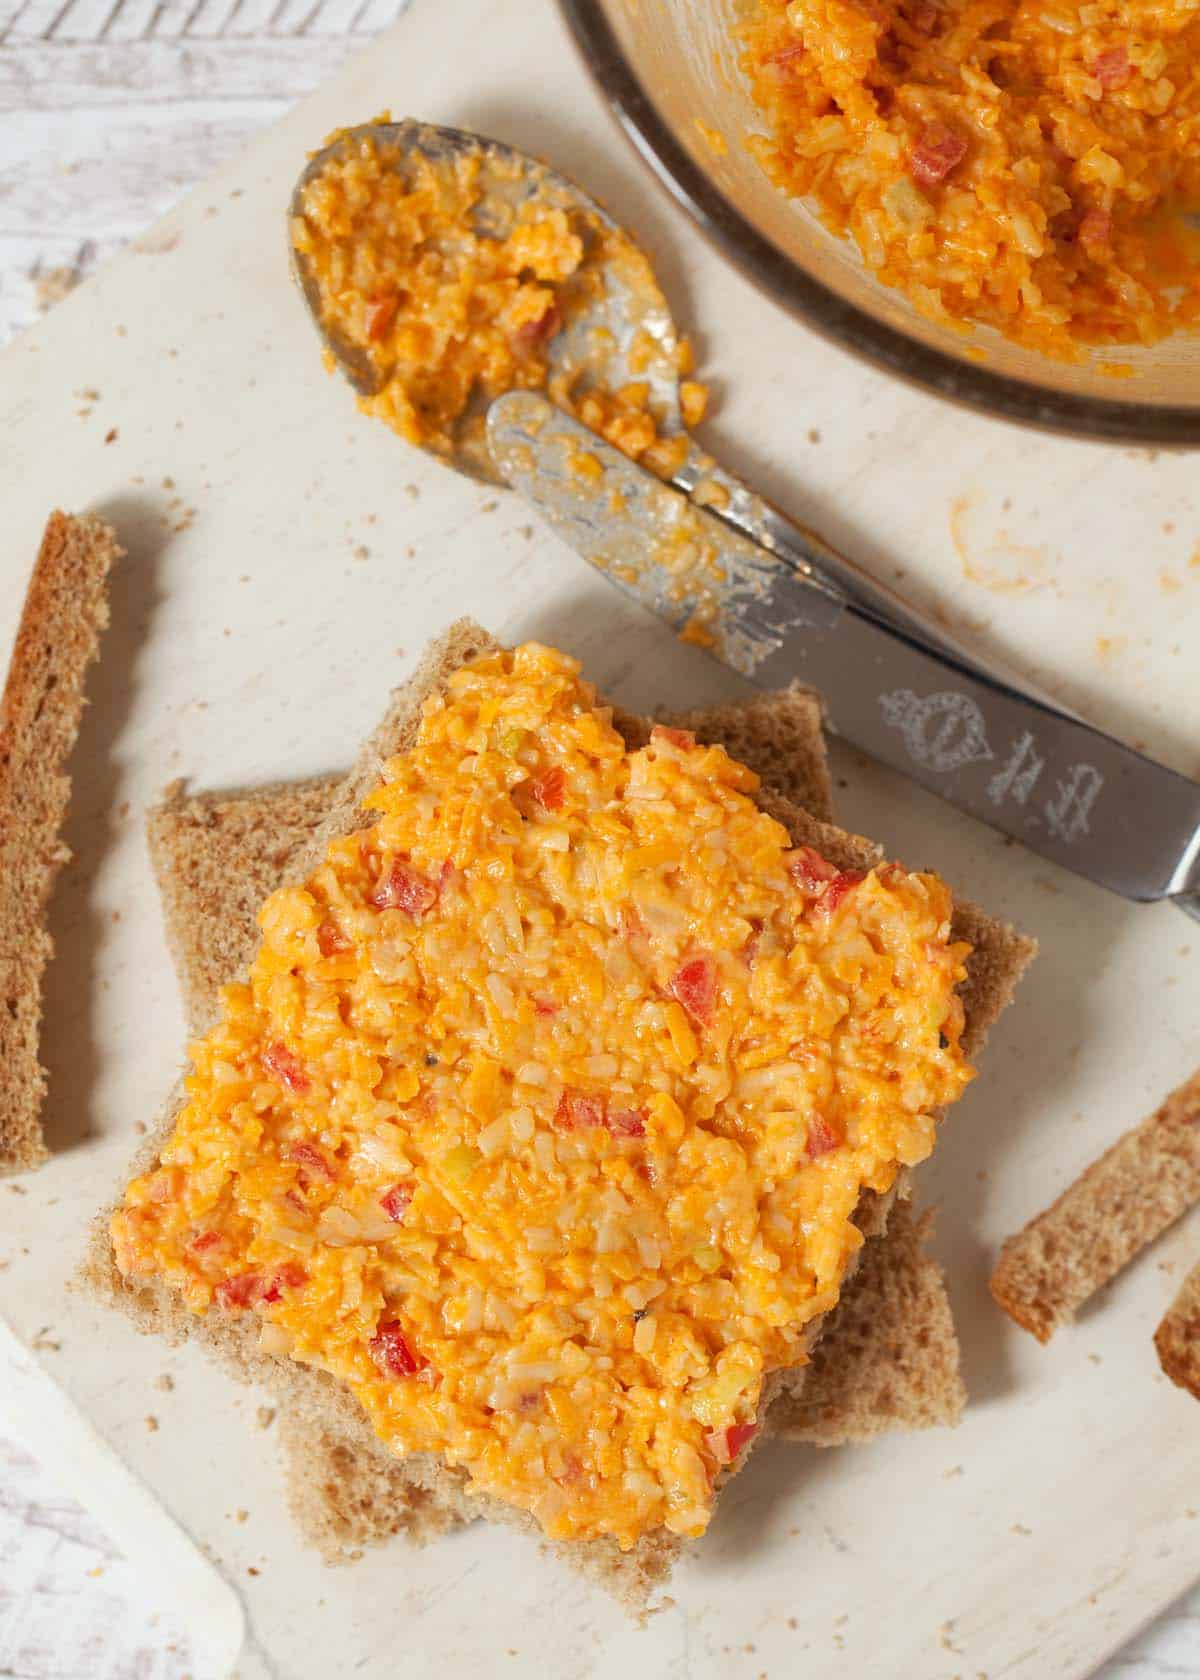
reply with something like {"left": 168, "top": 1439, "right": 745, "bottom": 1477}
{"left": 247, "top": 1566, "right": 260, "bottom": 1577}
{"left": 162, "top": 476, "right": 176, "bottom": 490}
{"left": 134, "top": 1121, "right": 147, "bottom": 1135}
{"left": 235, "top": 1509, "right": 248, "bottom": 1524}
{"left": 939, "top": 1619, "right": 961, "bottom": 1653}
{"left": 1159, "top": 569, "right": 1183, "bottom": 594}
{"left": 481, "top": 500, "right": 499, "bottom": 513}
{"left": 256, "top": 1406, "right": 276, "bottom": 1429}
{"left": 520, "top": 525, "right": 535, "bottom": 540}
{"left": 353, "top": 545, "right": 370, "bottom": 561}
{"left": 404, "top": 484, "right": 420, "bottom": 499}
{"left": 1087, "top": 1352, "right": 1102, "bottom": 1364}
{"left": 787, "top": 1617, "right": 799, "bottom": 1630}
{"left": 31, "top": 1326, "right": 61, "bottom": 1351}
{"left": 104, "top": 428, "right": 118, "bottom": 445}
{"left": 808, "top": 428, "right": 821, "bottom": 444}
{"left": 33, "top": 264, "right": 85, "bottom": 312}
{"left": 87, "top": 1565, "right": 105, "bottom": 1578}
{"left": 145, "top": 1415, "right": 159, "bottom": 1432}
{"left": 1011, "top": 1522, "right": 1032, "bottom": 1536}
{"left": 154, "top": 1373, "right": 174, "bottom": 1392}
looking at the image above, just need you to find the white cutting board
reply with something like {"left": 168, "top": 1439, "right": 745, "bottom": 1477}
{"left": 2, "top": 2, "right": 1200, "bottom": 1675}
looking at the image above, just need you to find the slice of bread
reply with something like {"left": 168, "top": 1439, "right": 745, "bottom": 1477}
{"left": 991, "top": 1069, "right": 1200, "bottom": 1343}
{"left": 1154, "top": 1258, "right": 1200, "bottom": 1399}
{"left": 771, "top": 1200, "right": 966, "bottom": 1443}
{"left": 143, "top": 681, "right": 967, "bottom": 1556}
{"left": 1, "top": 512, "right": 120, "bottom": 1176}
{"left": 87, "top": 620, "right": 1034, "bottom": 1608}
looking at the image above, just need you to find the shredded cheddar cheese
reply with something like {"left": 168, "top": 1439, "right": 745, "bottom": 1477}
{"left": 112, "top": 645, "right": 973, "bottom": 1549}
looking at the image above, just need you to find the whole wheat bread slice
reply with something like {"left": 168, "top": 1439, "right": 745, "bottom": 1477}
{"left": 1, "top": 512, "right": 120, "bottom": 1176}
{"left": 770, "top": 1200, "right": 966, "bottom": 1443}
{"left": 1154, "top": 1259, "right": 1200, "bottom": 1399}
{"left": 991, "top": 1069, "right": 1200, "bottom": 1343}
{"left": 87, "top": 620, "right": 1033, "bottom": 1607}
{"left": 144, "top": 682, "right": 968, "bottom": 1553}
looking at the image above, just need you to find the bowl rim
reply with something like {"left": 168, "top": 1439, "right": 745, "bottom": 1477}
{"left": 556, "top": 0, "right": 1200, "bottom": 447}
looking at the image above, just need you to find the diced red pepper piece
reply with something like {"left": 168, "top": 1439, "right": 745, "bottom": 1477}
{"left": 530, "top": 766, "right": 566, "bottom": 811}
{"left": 725, "top": 1421, "right": 759, "bottom": 1459}
{"left": 514, "top": 301, "right": 562, "bottom": 346}
{"left": 262, "top": 1042, "right": 310, "bottom": 1094}
{"left": 260, "top": 1261, "right": 307, "bottom": 1304}
{"left": 555, "top": 1089, "right": 646, "bottom": 1138}
{"left": 670, "top": 953, "right": 718, "bottom": 1027}
{"left": 534, "top": 997, "right": 558, "bottom": 1017}
{"left": 807, "top": 1115, "right": 842, "bottom": 1158}
{"left": 379, "top": 1183, "right": 413, "bottom": 1222}
{"left": 650, "top": 725, "right": 696, "bottom": 751}
{"left": 317, "top": 918, "right": 351, "bottom": 957}
{"left": 368, "top": 1319, "right": 424, "bottom": 1378}
{"left": 1093, "top": 47, "right": 1130, "bottom": 90}
{"left": 704, "top": 1421, "right": 759, "bottom": 1465}
{"left": 370, "top": 858, "right": 438, "bottom": 916}
{"left": 1078, "top": 208, "right": 1112, "bottom": 248}
{"left": 282, "top": 1141, "right": 335, "bottom": 1180}
{"left": 821, "top": 870, "right": 866, "bottom": 916}
{"left": 787, "top": 845, "right": 840, "bottom": 893}
{"left": 365, "top": 293, "right": 400, "bottom": 342}
{"left": 190, "top": 1230, "right": 221, "bottom": 1253}
{"left": 607, "top": 1107, "right": 648, "bottom": 1139}
{"left": 910, "top": 123, "right": 968, "bottom": 188}
{"left": 554, "top": 1089, "right": 607, "bottom": 1131}
{"left": 215, "top": 1271, "right": 261, "bottom": 1311}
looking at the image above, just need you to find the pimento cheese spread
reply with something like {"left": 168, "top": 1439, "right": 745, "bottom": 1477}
{"left": 741, "top": 0, "right": 1200, "bottom": 358}
{"left": 112, "top": 645, "right": 973, "bottom": 1549}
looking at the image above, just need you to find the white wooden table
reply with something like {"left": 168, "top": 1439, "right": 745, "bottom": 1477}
{"left": 0, "top": 7, "right": 1197, "bottom": 1674}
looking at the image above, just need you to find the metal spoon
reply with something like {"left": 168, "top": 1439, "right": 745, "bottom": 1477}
{"left": 289, "top": 118, "right": 684, "bottom": 489}
{"left": 288, "top": 118, "right": 1040, "bottom": 681}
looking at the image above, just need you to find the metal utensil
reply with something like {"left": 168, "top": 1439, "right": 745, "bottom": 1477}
{"left": 288, "top": 118, "right": 1009, "bottom": 681}
{"left": 289, "top": 118, "right": 682, "bottom": 488}
{"left": 488, "top": 391, "right": 1200, "bottom": 916}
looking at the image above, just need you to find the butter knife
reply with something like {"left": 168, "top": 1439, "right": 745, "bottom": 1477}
{"left": 487, "top": 390, "right": 1200, "bottom": 916}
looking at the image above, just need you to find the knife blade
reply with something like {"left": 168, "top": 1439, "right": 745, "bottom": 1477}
{"left": 487, "top": 390, "right": 1200, "bottom": 913}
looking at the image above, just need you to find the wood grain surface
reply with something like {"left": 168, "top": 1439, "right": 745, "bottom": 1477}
{"left": 0, "top": 0, "right": 407, "bottom": 344}
{"left": 0, "top": 4, "right": 1197, "bottom": 1673}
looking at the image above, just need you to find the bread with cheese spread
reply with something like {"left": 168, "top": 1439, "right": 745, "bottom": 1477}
{"left": 86, "top": 619, "right": 1034, "bottom": 1608}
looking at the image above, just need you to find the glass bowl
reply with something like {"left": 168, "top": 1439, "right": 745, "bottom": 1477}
{"left": 556, "top": 0, "right": 1200, "bottom": 445}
